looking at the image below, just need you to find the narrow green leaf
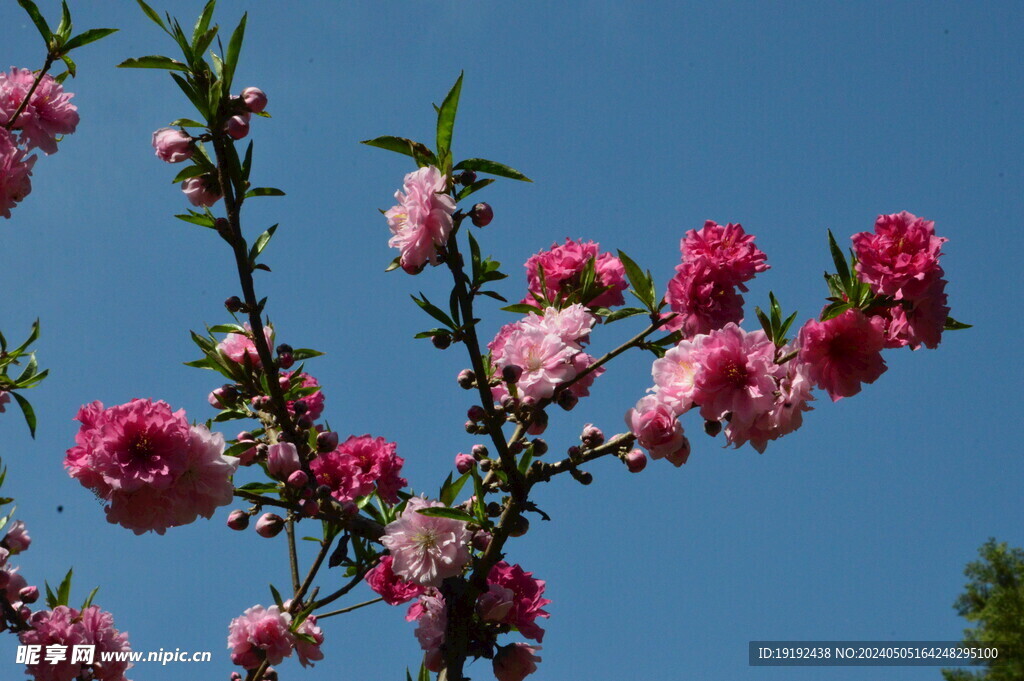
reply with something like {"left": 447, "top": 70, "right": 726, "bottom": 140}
{"left": 223, "top": 12, "right": 247, "bottom": 90}
{"left": 169, "top": 118, "right": 205, "bottom": 128}
{"left": 617, "top": 250, "right": 654, "bottom": 310}
{"left": 411, "top": 294, "right": 455, "bottom": 329}
{"left": 244, "top": 187, "right": 286, "bottom": 198}
{"left": 135, "top": 0, "right": 169, "bottom": 32}
{"left": 80, "top": 586, "right": 99, "bottom": 611}
{"left": 192, "top": 0, "right": 217, "bottom": 46}
{"left": 501, "top": 303, "right": 540, "bottom": 315}
{"left": 604, "top": 307, "right": 647, "bottom": 323}
{"left": 453, "top": 158, "right": 531, "bottom": 182}
{"left": 754, "top": 306, "right": 773, "bottom": 341}
{"left": 172, "top": 164, "right": 207, "bottom": 184}
{"left": 269, "top": 583, "right": 284, "bottom": 609}
{"left": 360, "top": 136, "right": 437, "bottom": 164}
{"left": 455, "top": 178, "right": 495, "bottom": 202}
{"left": 174, "top": 213, "right": 215, "bottom": 228}
{"left": 248, "top": 224, "right": 278, "bottom": 263}
{"left": 436, "top": 72, "right": 463, "bottom": 160}
{"left": 192, "top": 26, "right": 219, "bottom": 62}
{"left": 440, "top": 471, "right": 471, "bottom": 507}
{"left": 11, "top": 392, "right": 36, "bottom": 438}
{"left": 944, "top": 316, "right": 972, "bottom": 331}
{"left": 63, "top": 28, "right": 119, "bottom": 52}
{"left": 55, "top": 1, "right": 71, "bottom": 42}
{"left": 45, "top": 582, "right": 58, "bottom": 610}
{"left": 827, "top": 230, "right": 853, "bottom": 291}
{"left": 57, "top": 568, "right": 73, "bottom": 607}
{"left": 415, "top": 507, "right": 474, "bottom": 522}
{"left": 17, "top": 0, "right": 52, "bottom": 42}
{"left": 239, "top": 481, "right": 279, "bottom": 495}
{"left": 117, "top": 55, "right": 190, "bottom": 71}
{"left": 291, "top": 348, "right": 324, "bottom": 360}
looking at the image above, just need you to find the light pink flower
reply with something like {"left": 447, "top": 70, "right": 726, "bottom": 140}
{"left": 852, "top": 211, "right": 946, "bottom": 299}
{"left": 725, "top": 355, "right": 815, "bottom": 452}
{"left": 626, "top": 395, "right": 690, "bottom": 465}
{"left": 665, "top": 260, "right": 745, "bottom": 337}
{"left": 217, "top": 324, "right": 274, "bottom": 368}
{"left": 680, "top": 220, "right": 769, "bottom": 286}
{"left": 3, "top": 520, "right": 30, "bottom": 554}
{"left": 151, "top": 127, "right": 193, "bottom": 163}
{"left": 3, "top": 565, "right": 28, "bottom": 608}
{"left": 385, "top": 166, "right": 456, "bottom": 274}
{"left": 266, "top": 442, "right": 301, "bottom": 480}
{"left": 20, "top": 605, "right": 132, "bottom": 681}
{"left": 494, "top": 324, "right": 576, "bottom": 401}
{"left": 650, "top": 337, "right": 705, "bottom": 415}
{"left": 310, "top": 434, "right": 407, "bottom": 505}
{"left": 566, "top": 352, "right": 603, "bottom": 399}
{"left": 487, "top": 562, "right": 551, "bottom": 642}
{"left": 228, "top": 605, "right": 294, "bottom": 669}
{"left": 294, "top": 615, "right": 324, "bottom": 667}
{"left": 381, "top": 497, "right": 471, "bottom": 587}
{"left": 0, "top": 67, "right": 78, "bottom": 155}
{"left": 522, "top": 238, "right": 628, "bottom": 308}
{"left": 181, "top": 174, "right": 221, "bottom": 207}
{"left": 406, "top": 588, "right": 446, "bottom": 673}
{"left": 532, "top": 304, "right": 596, "bottom": 348}
{"left": 798, "top": 309, "right": 887, "bottom": 401}
{"left": 691, "top": 324, "right": 778, "bottom": 427}
{"left": 493, "top": 643, "right": 542, "bottom": 681}
{"left": 0, "top": 127, "right": 35, "bottom": 219}
{"left": 365, "top": 555, "right": 425, "bottom": 605}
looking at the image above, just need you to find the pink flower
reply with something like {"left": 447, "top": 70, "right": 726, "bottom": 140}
{"left": 365, "top": 555, "right": 425, "bottom": 605}
{"left": 454, "top": 453, "right": 476, "bottom": 474}
{"left": 241, "top": 87, "right": 268, "bottom": 113}
{"left": 406, "top": 588, "right": 446, "bottom": 673}
{"left": 385, "top": 166, "right": 456, "bottom": 274}
{"left": 680, "top": 220, "right": 769, "bottom": 286}
{"left": 492, "top": 323, "right": 576, "bottom": 401}
{"left": 522, "top": 238, "right": 627, "bottom": 308}
{"left": 487, "top": 562, "right": 551, "bottom": 642}
{"left": 266, "top": 442, "right": 301, "bottom": 480}
{"left": 20, "top": 605, "right": 132, "bottom": 681}
{"left": 217, "top": 324, "right": 274, "bottom": 368}
{"left": 626, "top": 395, "right": 690, "bottom": 465}
{"left": 798, "top": 309, "right": 887, "bottom": 401}
{"left": 493, "top": 643, "right": 542, "bottom": 681}
{"left": 227, "top": 605, "right": 294, "bottom": 669}
{"left": 877, "top": 272, "right": 950, "bottom": 350}
{"left": 310, "top": 434, "right": 407, "bottom": 504}
{"left": 181, "top": 174, "right": 221, "bottom": 207}
{"left": 665, "top": 260, "right": 745, "bottom": 337}
{"left": 477, "top": 583, "right": 515, "bottom": 622}
{"left": 381, "top": 497, "right": 471, "bottom": 587}
{"left": 0, "top": 68, "right": 78, "bottom": 155}
{"left": 294, "top": 615, "right": 324, "bottom": 667}
{"left": 852, "top": 211, "right": 946, "bottom": 299}
{"left": 691, "top": 324, "right": 778, "bottom": 428}
{"left": 650, "top": 337, "right": 704, "bottom": 415}
{"left": 0, "top": 127, "right": 35, "bottom": 219}
{"left": 151, "top": 127, "right": 193, "bottom": 163}
{"left": 283, "top": 371, "right": 325, "bottom": 421}
{"left": 725, "top": 355, "right": 815, "bottom": 452}
{"left": 3, "top": 520, "right": 30, "bottom": 554}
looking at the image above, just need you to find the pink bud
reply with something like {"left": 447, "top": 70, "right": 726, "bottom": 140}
{"left": 3, "top": 521, "right": 30, "bottom": 554}
{"left": 472, "top": 530, "right": 492, "bottom": 551}
{"left": 581, "top": 423, "right": 604, "bottom": 448}
{"left": 225, "top": 114, "right": 250, "bottom": 140}
{"left": 625, "top": 449, "right": 647, "bottom": 473}
{"left": 457, "top": 369, "right": 475, "bottom": 389}
{"left": 181, "top": 175, "right": 221, "bottom": 207}
{"left": 19, "top": 586, "right": 39, "bottom": 604}
{"left": 151, "top": 127, "right": 193, "bottom": 163}
{"left": 286, "top": 470, "right": 309, "bottom": 488}
{"left": 227, "top": 509, "right": 249, "bottom": 531}
{"left": 493, "top": 643, "right": 541, "bottom": 681}
{"left": 241, "top": 87, "right": 268, "bottom": 113}
{"left": 455, "top": 453, "right": 476, "bottom": 474}
{"left": 266, "top": 442, "right": 301, "bottom": 479}
{"left": 476, "top": 583, "right": 514, "bottom": 621}
{"left": 237, "top": 445, "right": 257, "bottom": 466}
{"left": 255, "top": 513, "right": 284, "bottom": 538}
{"left": 301, "top": 500, "right": 320, "bottom": 516}
{"left": 317, "top": 430, "right": 339, "bottom": 453}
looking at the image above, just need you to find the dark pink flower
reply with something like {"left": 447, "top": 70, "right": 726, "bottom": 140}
{"left": 852, "top": 211, "right": 946, "bottom": 299}
{"left": 680, "top": 220, "right": 769, "bottom": 286}
{"left": 522, "top": 238, "right": 627, "bottom": 308}
{"left": 486, "top": 562, "right": 551, "bottom": 643}
{"left": 283, "top": 371, "right": 325, "bottom": 421}
{"left": 310, "top": 434, "right": 407, "bottom": 505}
{"left": 20, "top": 605, "right": 132, "bottom": 681}
{"left": 406, "top": 588, "right": 446, "bottom": 673}
{"left": 0, "top": 67, "right": 78, "bottom": 155}
{"left": 0, "top": 127, "right": 35, "bottom": 219}
{"left": 665, "top": 261, "right": 745, "bottom": 337}
{"left": 798, "top": 309, "right": 887, "bottom": 401}
{"left": 724, "top": 355, "right": 815, "bottom": 452}
{"left": 877, "top": 272, "right": 950, "bottom": 350}
{"left": 691, "top": 324, "right": 778, "bottom": 428}
{"left": 365, "top": 555, "right": 425, "bottom": 605}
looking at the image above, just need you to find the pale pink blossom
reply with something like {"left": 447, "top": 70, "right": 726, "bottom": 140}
{"left": 852, "top": 211, "right": 946, "bottom": 299}
{"left": 798, "top": 309, "right": 887, "bottom": 401}
{"left": 691, "top": 324, "right": 778, "bottom": 428}
{"left": 381, "top": 497, "right": 471, "bottom": 587}
{"left": 365, "top": 555, "right": 425, "bottom": 605}
{"left": 181, "top": 174, "right": 221, "bottom": 207}
{"left": 294, "top": 615, "right": 324, "bottom": 667}
{"left": 310, "top": 434, "right": 407, "bottom": 505}
{"left": 522, "top": 238, "right": 628, "bottom": 308}
{"left": 493, "top": 323, "right": 576, "bottom": 401}
{"left": 0, "top": 67, "right": 78, "bottom": 155}
{"left": 151, "top": 127, "right": 193, "bottom": 163}
{"left": 493, "top": 643, "right": 542, "bottom": 681}
{"left": 0, "top": 128, "right": 35, "bottom": 219}
{"left": 227, "top": 605, "right": 294, "bottom": 669}
{"left": 626, "top": 395, "right": 690, "bottom": 465}
{"left": 650, "top": 337, "right": 705, "bottom": 415}
{"left": 20, "top": 605, "right": 132, "bottom": 681}
{"left": 266, "top": 442, "right": 301, "bottom": 480}
{"left": 217, "top": 324, "right": 274, "bottom": 368}
{"left": 725, "top": 355, "right": 815, "bottom": 452}
{"left": 532, "top": 304, "right": 596, "bottom": 347}
{"left": 3, "top": 520, "right": 30, "bottom": 554}
{"left": 487, "top": 561, "right": 551, "bottom": 642}
{"left": 406, "top": 588, "right": 446, "bottom": 673}
{"left": 385, "top": 166, "right": 456, "bottom": 274}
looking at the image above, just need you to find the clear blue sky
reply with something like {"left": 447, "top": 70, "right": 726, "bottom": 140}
{"left": 1, "top": 1, "right": 1021, "bottom": 679}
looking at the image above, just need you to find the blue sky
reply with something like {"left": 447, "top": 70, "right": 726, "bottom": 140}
{"left": 1, "top": 1, "right": 1021, "bottom": 679}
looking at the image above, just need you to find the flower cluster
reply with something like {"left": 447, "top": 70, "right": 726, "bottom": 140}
{"left": 385, "top": 166, "right": 457, "bottom": 274}
{"left": 521, "top": 239, "right": 627, "bottom": 308}
{"left": 664, "top": 221, "right": 769, "bottom": 337}
{"left": 489, "top": 304, "right": 601, "bottom": 403}
{"left": 227, "top": 604, "right": 323, "bottom": 670}
{"left": 64, "top": 399, "right": 238, "bottom": 534}
{"left": 310, "top": 434, "right": 407, "bottom": 505}
{"left": 0, "top": 67, "right": 79, "bottom": 219}
{"left": 19, "top": 605, "right": 132, "bottom": 681}
{"left": 853, "top": 211, "right": 950, "bottom": 350}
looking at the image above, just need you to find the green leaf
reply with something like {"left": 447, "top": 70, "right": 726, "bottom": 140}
{"left": 174, "top": 212, "right": 215, "bottom": 228}
{"left": 57, "top": 567, "right": 73, "bottom": 607}
{"left": 55, "top": 1, "right": 71, "bottom": 42}
{"left": 80, "top": 586, "right": 99, "bottom": 611}
{"left": 117, "top": 55, "right": 190, "bottom": 71}
{"left": 617, "top": 250, "right": 655, "bottom": 310}
{"left": 415, "top": 506, "right": 474, "bottom": 522}
{"left": 169, "top": 118, "right": 205, "bottom": 128}
{"left": 820, "top": 300, "right": 851, "bottom": 322}
{"left": 172, "top": 164, "right": 207, "bottom": 184}
{"left": 440, "top": 471, "right": 471, "bottom": 507}
{"left": 436, "top": 72, "right": 463, "bottom": 160}
{"left": 453, "top": 158, "right": 532, "bottom": 182}
{"left": 291, "top": 348, "right": 324, "bottom": 360}
{"left": 244, "top": 187, "right": 285, "bottom": 198}
{"left": 45, "top": 582, "right": 58, "bottom": 610}
{"left": 192, "top": 0, "right": 217, "bottom": 46}
{"left": 605, "top": 307, "right": 647, "bottom": 323}
{"left": 754, "top": 306, "right": 773, "bottom": 341}
{"left": 248, "top": 224, "right": 278, "bottom": 263}
{"left": 455, "top": 178, "right": 495, "bottom": 202}
{"left": 135, "top": 0, "right": 169, "bottom": 32}
{"left": 944, "top": 316, "right": 972, "bottom": 331}
{"left": 360, "top": 136, "right": 437, "bottom": 164}
{"left": 500, "top": 303, "right": 540, "bottom": 315}
{"left": 191, "top": 26, "right": 219, "bottom": 63}
{"left": 17, "top": 0, "right": 52, "bottom": 42}
{"left": 468, "top": 231, "right": 482, "bottom": 282}
{"left": 827, "top": 230, "right": 853, "bottom": 291}
{"left": 11, "top": 392, "right": 36, "bottom": 438}
{"left": 223, "top": 12, "right": 247, "bottom": 91}
{"left": 63, "top": 28, "right": 119, "bottom": 52}
{"left": 223, "top": 441, "right": 256, "bottom": 459}
{"left": 238, "top": 482, "right": 279, "bottom": 495}
{"left": 411, "top": 294, "right": 455, "bottom": 329}
{"left": 269, "top": 583, "right": 284, "bottom": 609}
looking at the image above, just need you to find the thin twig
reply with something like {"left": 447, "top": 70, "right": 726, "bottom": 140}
{"left": 317, "top": 597, "right": 383, "bottom": 619}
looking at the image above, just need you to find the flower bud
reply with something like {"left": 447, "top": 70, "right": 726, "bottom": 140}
{"left": 316, "top": 484, "right": 332, "bottom": 500}
{"left": 479, "top": 459, "right": 492, "bottom": 472}
{"left": 215, "top": 217, "right": 231, "bottom": 237}
{"left": 704, "top": 419, "right": 722, "bottom": 437}
{"left": 531, "top": 439, "right": 548, "bottom": 456}
{"left": 493, "top": 643, "right": 541, "bottom": 681}
{"left": 457, "top": 369, "right": 475, "bottom": 389}
{"left": 486, "top": 501, "right": 502, "bottom": 517}
{"left": 227, "top": 509, "right": 250, "bottom": 530}
{"left": 526, "top": 410, "right": 547, "bottom": 436}
{"left": 470, "top": 202, "right": 493, "bottom": 227}
{"left": 230, "top": 673, "right": 243, "bottom": 681}
{"left": 567, "top": 445, "right": 581, "bottom": 460}
{"left": 255, "top": 513, "right": 285, "bottom": 538}
{"left": 3, "top": 521, "right": 30, "bottom": 554}
{"left": 208, "top": 384, "right": 236, "bottom": 409}
{"left": 556, "top": 390, "right": 578, "bottom": 411}
{"left": 151, "top": 127, "right": 193, "bottom": 163}
{"left": 624, "top": 449, "right": 647, "bottom": 473}
{"left": 501, "top": 364, "right": 523, "bottom": 384}
{"left": 508, "top": 515, "right": 530, "bottom": 537}
{"left": 297, "top": 415, "right": 314, "bottom": 430}
{"left": 455, "top": 453, "right": 476, "bottom": 474}
{"left": 267, "top": 442, "right": 301, "bottom": 479}
{"left": 292, "top": 400, "right": 308, "bottom": 415}
{"left": 467, "top": 405, "right": 487, "bottom": 422}
{"left": 275, "top": 343, "right": 293, "bottom": 355}
{"left": 471, "top": 444, "right": 489, "bottom": 459}
{"left": 225, "top": 114, "right": 250, "bottom": 140}
{"left": 301, "top": 500, "right": 320, "bottom": 517}
{"left": 581, "top": 424, "right": 604, "bottom": 448}
{"left": 317, "top": 430, "right": 339, "bottom": 453}
{"left": 263, "top": 667, "right": 278, "bottom": 681}
{"left": 458, "top": 170, "right": 477, "bottom": 186}
{"left": 241, "top": 87, "right": 268, "bottom": 113}
{"left": 432, "top": 333, "right": 452, "bottom": 350}
{"left": 182, "top": 175, "right": 222, "bottom": 207}
{"left": 500, "top": 395, "right": 517, "bottom": 412}
{"left": 287, "top": 470, "right": 309, "bottom": 488}
{"left": 224, "top": 295, "right": 243, "bottom": 312}
{"left": 237, "top": 431, "right": 255, "bottom": 442}
{"left": 277, "top": 353, "right": 294, "bottom": 369}
{"left": 19, "top": 586, "right": 39, "bottom": 604}
{"left": 575, "top": 470, "right": 594, "bottom": 485}
{"left": 464, "top": 420, "right": 477, "bottom": 434}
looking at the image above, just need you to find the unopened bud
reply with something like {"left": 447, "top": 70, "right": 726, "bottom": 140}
{"left": 317, "top": 431, "right": 339, "bottom": 452}
{"left": 507, "top": 515, "right": 529, "bottom": 537}
{"left": 704, "top": 419, "right": 722, "bottom": 437}
{"left": 255, "top": 513, "right": 285, "bottom": 538}
{"left": 501, "top": 364, "right": 523, "bottom": 384}
{"left": 292, "top": 400, "right": 308, "bottom": 415}
{"left": 237, "top": 431, "right": 255, "bottom": 442}
{"left": 526, "top": 410, "right": 548, "bottom": 435}
{"left": 581, "top": 423, "right": 605, "bottom": 448}
{"left": 227, "top": 509, "right": 250, "bottom": 530}
{"left": 277, "top": 353, "right": 294, "bottom": 369}
{"left": 531, "top": 439, "right": 548, "bottom": 456}
{"left": 486, "top": 501, "right": 502, "bottom": 517}
{"left": 241, "top": 87, "right": 268, "bottom": 113}
{"left": 225, "top": 114, "right": 250, "bottom": 140}
{"left": 287, "top": 470, "right": 309, "bottom": 488}
{"left": 472, "top": 530, "right": 492, "bottom": 551}
{"left": 471, "top": 444, "right": 489, "bottom": 459}
{"left": 467, "top": 405, "right": 487, "bottom": 422}
{"left": 297, "top": 414, "right": 314, "bottom": 430}
{"left": 576, "top": 470, "right": 594, "bottom": 485}
{"left": 302, "top": 500, "right": 320, "bottom": 516}
{"left": 19, "top": 586, "right": 39, "bottom": 604}
{"left": 557, "top": 390, "right": 579, "bottom": 411}
{"left": 224, "top": 296, "right": 243, "bottom": 312}
{"left": 455, "top": 453, "right": 476, "bottom": 474}
{"left": 457, "top": 369, "right": 476, "bottom": 389}
{"left": 432, "top": 334, "right": 452, "bottom": 350}
{"left": 470, "top": 202, "right": 493, "bottom": 227}
{"left": 458, "top": 170, "right": 477, "bottom": 186}
{"left": 625, "top": 449, "right": 647, "bottom": 473}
